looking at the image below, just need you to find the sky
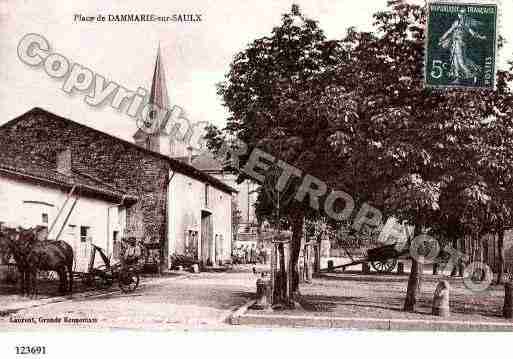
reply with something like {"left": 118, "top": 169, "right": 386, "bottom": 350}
{"left": 1, "top": 0, "right": 512, "bottom": 143}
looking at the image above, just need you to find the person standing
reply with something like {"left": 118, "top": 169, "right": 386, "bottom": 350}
{"left": 250, "top": 244, "right": 256, "bottom": 264}
{"left": 121, "top": 237, "right": 142, "bottom": 268}
{"left": 244, "top": 245, "right": 249, "bottom": 264}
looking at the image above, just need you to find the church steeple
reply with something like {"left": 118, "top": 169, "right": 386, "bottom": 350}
{"left": 149, "top": 44, "right": 170, "bottom": 112}
{"left": 133, "top": 44, "right": 171, "bottom": 153}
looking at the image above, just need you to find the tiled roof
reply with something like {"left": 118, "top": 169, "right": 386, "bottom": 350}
{"left": 0, "top": 142, "right": 137, "bottom": 203}
{"left": 3, "top": 108, "right": 237, "bottom": 194}
{"left": 190, "top": 153, "right": 224, "bottom": 173}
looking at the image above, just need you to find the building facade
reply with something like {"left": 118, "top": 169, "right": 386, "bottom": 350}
{"left": 188, "top": 153, "right": 259, "bottom": 246}
{"left": 0, "top": 107, "right": 235, "bottom": 268}
{"left": 131, "top": 46, "right": 249, "bottom": 258}
{"left": 0, "top": 145, "right": 135, "bottom": 270}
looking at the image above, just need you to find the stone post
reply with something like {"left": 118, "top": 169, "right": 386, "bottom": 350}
{"left": 327, "top": 260, "right": 334, "bottom": 272}
{"left": 432, "top": 280, "right": 450, "bottom": 317}
{"left": 251, "top": 275, "right": 272, "bottom": 310}
{"left": 191, "top": 264, "right": 200, "bottom": 273}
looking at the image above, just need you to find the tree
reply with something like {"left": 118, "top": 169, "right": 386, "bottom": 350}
{"left": 207, "top": 4, "right": 348, "bottom": 301}
{"left": 329, "top": 0, "right": 513, "bottom": 310}
{"left": 208, "top": 0, "right": 513, "bottom": 312}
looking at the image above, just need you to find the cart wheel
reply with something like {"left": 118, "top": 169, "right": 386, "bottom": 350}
{"left": 119, "top": 271, "right": 140, "bottom": 293}
{"left": 371, "top": 258, "right": 397, "bottom": 273}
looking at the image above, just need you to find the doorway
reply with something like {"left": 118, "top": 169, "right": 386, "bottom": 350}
{"left": 201, "top": 211, "right": 213, "bottom": 265}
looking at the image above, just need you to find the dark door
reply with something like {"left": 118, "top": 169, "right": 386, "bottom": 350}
{"left": 201, "top": 211, "right": 212, "bottom": 265}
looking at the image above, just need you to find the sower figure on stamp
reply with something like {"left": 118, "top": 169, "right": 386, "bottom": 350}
{"left": 438, "top": 8, "right": 487, "bottom": 85}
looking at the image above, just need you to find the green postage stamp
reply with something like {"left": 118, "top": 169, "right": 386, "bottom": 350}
{"left": 424, "top": 0, "right": 499, "bottom": 90}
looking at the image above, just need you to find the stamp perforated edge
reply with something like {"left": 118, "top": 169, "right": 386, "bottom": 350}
{"left": 423, "top": 0, "right": 502, "bottom": 91}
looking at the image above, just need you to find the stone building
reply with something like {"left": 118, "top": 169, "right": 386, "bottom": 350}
{"left": 0, "top": 45, "right": 238, "bottom": 269}
{"left": 131, "top": 46, "right": 260, "bottom": 250}
{"left": 187, "top": 153, "right": 259, "bottom": 242}
{"left": 0, "top": 107, "right": 236, "bottom": 268}
{"left": 0, "top": 142, "right": 136, "bottom": 270}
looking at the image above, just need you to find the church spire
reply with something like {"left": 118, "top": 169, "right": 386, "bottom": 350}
{"left": 149, "top": 43, "right": 170, "bottom": 111}
{"left": 133, "top": 44, "right": 171, "bottom": 152}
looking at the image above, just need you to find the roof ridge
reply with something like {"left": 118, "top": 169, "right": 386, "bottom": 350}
{"left": 3, "top": 148, "right": 126, "bottom": 194}
{"left": 0, "top": 159, "right": 136, "bottom": 203}
{"left": 2, "top": 107, "right": 237, "bottom": 193}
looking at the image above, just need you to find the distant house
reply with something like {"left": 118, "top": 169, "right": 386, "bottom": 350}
{"left": 0, "top": 107, "right": 236, "bottom": 269}
{"left": 187, "top": 152, "right": 259, "bottom": 237}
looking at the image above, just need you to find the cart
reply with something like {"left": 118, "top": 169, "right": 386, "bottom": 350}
{"left": 76, "top": 244, "right": 140, "bottom": 293}
{"left": 328, "top": 238, "right": 409, "bottom": 274}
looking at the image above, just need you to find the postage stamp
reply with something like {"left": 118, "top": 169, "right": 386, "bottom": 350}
{"left": 424, "top": 0, "right": 499, "bottom": 90}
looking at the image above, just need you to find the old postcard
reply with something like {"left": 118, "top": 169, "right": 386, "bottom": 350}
{"left": 1, "top": 0, "right": 513, "bottom": 352}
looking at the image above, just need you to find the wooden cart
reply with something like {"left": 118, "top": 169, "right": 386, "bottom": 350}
{"left": 76, "top": 244, "right": 140, "bottom": 293}
{"left": 329, "top": 241, "right": 409, "bottom": 273}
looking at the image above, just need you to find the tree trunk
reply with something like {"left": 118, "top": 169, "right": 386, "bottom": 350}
{"left": 404, "top": 257, "right": 423, "bottom": 312}
{"left": 288, "top": 214, "right": 304, "bottom": 297}
{"left": 483, "top": 236, "right": 489, "bottom": 269}
{"left": 404, "top": 227, "right": 423, "bottom": 312}
{"left": 497, "top": 228, "right": 505, "bottom": 285}
{"left": 450, "top": 236, "right": 458, "bottom": 277}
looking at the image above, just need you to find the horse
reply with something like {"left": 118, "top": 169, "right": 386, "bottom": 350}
{"left": 0, "top": 226, "right": 29, "bottom": 294}
{"left": 25, "top": 239, "right": 74, "bottom": 296}
{"left": 0, "top": 227, "right": 16, "bottom": 263}
{"left": 1, "top": 226, "right": 74, "bottom": 297}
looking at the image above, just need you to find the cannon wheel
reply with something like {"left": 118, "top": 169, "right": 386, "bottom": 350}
{"left": 371, "top": 258, "right": 398, "bottom": 273}
{"left": 119, "top": 270, "right": 140, "bottom": 293}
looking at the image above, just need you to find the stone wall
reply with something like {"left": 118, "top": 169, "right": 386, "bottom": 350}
{"left": 1, "top": 109, "right": 170, "bottom": 265}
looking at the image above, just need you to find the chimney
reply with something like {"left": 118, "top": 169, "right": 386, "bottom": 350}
{"left": 56, "top": 148, "right": 72, "bottom": 175}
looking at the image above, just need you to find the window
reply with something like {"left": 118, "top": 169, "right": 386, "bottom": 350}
{"left": 67, "top": 225, "right": 76, "bottom": 237}
{"left": 80, "top": 226, "right": 90, "bottom": 242}
{"left": 22, "top": 201, "right": 53, "bottom": 228}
